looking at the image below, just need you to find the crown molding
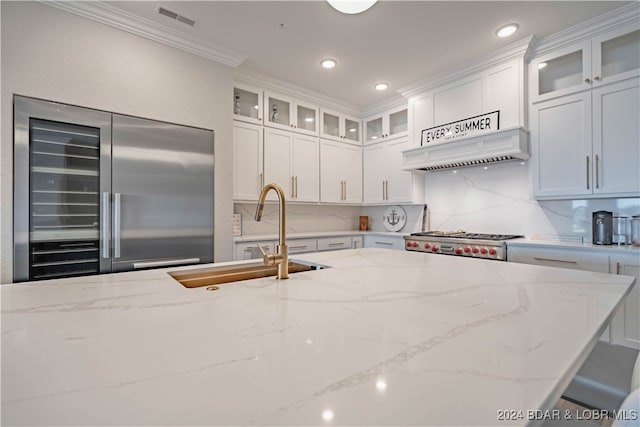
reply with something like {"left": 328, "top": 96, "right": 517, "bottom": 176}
{"left": 398, "top": 35, "right": 534, "bottom": 99}
{"left": 234, "top": 68, "right": 362, "bottom": 117}
{"left": 42, "top": 0, "right": 246, "bottom": 67}
{"left": 532, "top": 2, "right": 640, "bottom": 57}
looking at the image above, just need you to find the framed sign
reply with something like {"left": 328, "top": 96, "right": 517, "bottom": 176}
{"left": 421, "top": 111, "right": 500, "bottom": 146}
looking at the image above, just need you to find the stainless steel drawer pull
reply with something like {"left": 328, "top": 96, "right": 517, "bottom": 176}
{"left": 114, "top": 192, "right": 121, "bottom": 258}
{"left": 101, "top": 192, "right": 110, "bottom": 258}
{"left": 595, "top": 154, "right": 599, "bottom": 189}
{"left": 328, "top": 242, "right": 345, "bottom": 246}
{"left": 133, "top": 258, "right": 200, "bottom": 269}
{"left": 586, "top": 156, "right": 590, "bottom": 190}
{"left": 375, "top": 241, "right": 393, "bottom": 246}
{"left": 290, "top": 245, "right": 309, "bottom": 250}
{"left": 533, "top": 257, "right": 577, "bottom": 264}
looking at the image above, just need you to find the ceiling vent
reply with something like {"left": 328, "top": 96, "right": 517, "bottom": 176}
{"left": 157, "top": 6, "right": 196, "bottom": 27}
{"left": 402, "top": 127, "right": 529, "bottom": 172}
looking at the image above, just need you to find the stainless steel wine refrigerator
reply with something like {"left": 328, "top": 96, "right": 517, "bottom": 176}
{"left": 13, "top": 96, "right": 215, "bottom": 282}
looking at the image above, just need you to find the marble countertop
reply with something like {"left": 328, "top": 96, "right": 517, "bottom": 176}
{"left": 1, "top": 249, "right": 635, "bottom": 426}
{"left": 234, "top": 230, "right": 408, "bottom": 242}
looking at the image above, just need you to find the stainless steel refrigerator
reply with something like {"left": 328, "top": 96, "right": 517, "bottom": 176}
{"left": 13, "top": 96, "right": 214, "bottom": 282}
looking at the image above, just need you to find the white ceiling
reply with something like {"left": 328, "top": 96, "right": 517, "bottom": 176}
{"left": 106, "top": 1, "right": 630, "bottom": 110}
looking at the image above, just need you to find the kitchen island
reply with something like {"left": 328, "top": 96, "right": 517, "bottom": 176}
{"left": 1, "top": 248, "right": 635, "bottom": 426}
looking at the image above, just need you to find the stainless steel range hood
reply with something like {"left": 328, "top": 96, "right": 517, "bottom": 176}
{"left": 402, "top": 127, "right": 529, "bottom": 172}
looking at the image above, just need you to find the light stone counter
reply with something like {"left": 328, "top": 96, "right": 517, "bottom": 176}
{"left": 1, "top": 249, "right": 636, "bottom": 426}
{"left": 234, "top": 230, "right": 408, "bottom": 243}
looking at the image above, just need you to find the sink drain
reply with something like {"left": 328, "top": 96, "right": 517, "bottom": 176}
{"left": 206, "top": 285, "right": 220, "bottom": 291}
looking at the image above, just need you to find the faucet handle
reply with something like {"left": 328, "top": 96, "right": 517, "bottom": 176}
{"left": 256, "top": 243, "right": 280, "bottom": 266}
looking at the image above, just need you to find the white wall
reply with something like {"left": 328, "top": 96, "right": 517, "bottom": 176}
{"left": 0, "top": 2, "right": 235, "bottom": 283}
{"left": 363, "top": 161, "right": 640, "bottom": 242}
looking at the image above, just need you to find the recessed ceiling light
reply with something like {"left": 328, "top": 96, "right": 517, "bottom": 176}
{"left": 327, "top": 0, "right": 377, "bottom": 14}
{"left": 321, "top": 58, "right": 337, "bottom": 69}
{"left": 496, "top": 23, "right": 518, "bottom": 38}
{"left": 374, "top": 82, "right": 389, "bottom": 91}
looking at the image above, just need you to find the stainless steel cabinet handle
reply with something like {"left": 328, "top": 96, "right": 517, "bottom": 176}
{"left": 382, "top": 180, "right": 386, "bottom": 200}
{"left": 344, "top": 181, "right": 347, "bottom": 200}
{"left": 114, "top": 193, "right": 121, "bottom": 258}
{"left": 295, "top": 176, "right": 298, "bottom": 198}
{"left": 376, "top": 241, "right": 393, "bottom": 246}
{"left": 258, "top": 173, "right": 263, "bottom": 191}
{"left": 290, "top": 245, "right": 309, "bottom": 250}
{"left": 328, "top": 242, "right": 345, "bottom": 247}
{"left": 595, "top": 154, "right": 599, "bottom": 189}
{"left": 616, "top": 262, "right": 621, "bottom": 275}
{"left": 586, "top": 156, "right": 590, "bottom": 190}
{"left": 101, "top": 192, "right": 110, "bottom": 259}
{"left": 533, "top": 257, "right": 577, "bottom": 264}
{"left": 291, "top": 176, "right": 295, "bottom": 198}
{"left": 133, "top": 258, "right": 200, "bottom": 269}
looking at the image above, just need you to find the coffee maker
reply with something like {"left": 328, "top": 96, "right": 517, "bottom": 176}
{"left": 592, "top": 211, "right": 613, "bottom": 245}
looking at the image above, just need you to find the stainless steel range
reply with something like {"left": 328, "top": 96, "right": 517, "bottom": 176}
{"left": 404, "top": 231, "right": 523, "bottom": 261}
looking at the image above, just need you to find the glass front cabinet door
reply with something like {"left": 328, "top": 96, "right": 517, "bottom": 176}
{"left": 364, "top": 105, "right": 408, "bottom": 144}
{"left": 320, "top": 109, "right": 361, "bottom": 144}
{"left": 264, "top": 91, "right": 319, "bottom": 136}
{"left": 531, "top": 24, "right": 640, "bottom": 102}
{"left": 233, "top": 83, "right": 263, "bottom": 125}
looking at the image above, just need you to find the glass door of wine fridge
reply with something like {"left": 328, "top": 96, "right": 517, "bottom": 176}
{"left": 14, "top": 96, "right": 112, "bottom": 281}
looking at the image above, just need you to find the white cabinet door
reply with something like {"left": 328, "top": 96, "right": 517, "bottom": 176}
{"left": 264, "top": 91, "right": 319, "bottom": 136}
{"left": 320, "top": 140, "right": 362, "bottom": 203}
{"left": 592, "top": 78, "right": 640, "bottom": 195}
{"left": 610, "top": 254, "right": 640, "bottom": 350}
{"left": 233, "top": 121, "right": 263, "bottom": 201}
{"left": 363, "top": 143, "right": 386, "bottom": 203}
{"left": 591, "top": 25, "right": 640, "bottom": 88}
{"left": 386, "top": 139, "right": 412, "bottom": 203}
{"left": 264, "top": 127, "right": 293, "bottom": 199}
{"left": 320, "top": 109, "right": 361, "bottom": 144}
{"left": 320, "top": 140, "right": 343, "bottom": 203}
{"left": 343, "top": 144, "right": 362, "bottom": 204}
{"left": 408, "top": 93, "right": 434, "bottom": 147}
{"left": 364, "top": 105, "right": 408, "bottom": 144}
{"left": 292, "top": 134, "right": 319, "bottom": 202}
{"left": 531, "top": 92, "right": 592, "bottom": 198}
{"left": 233, "top": 83, "right": 263, "bottom": 125}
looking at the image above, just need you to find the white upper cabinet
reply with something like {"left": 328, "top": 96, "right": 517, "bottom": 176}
{"left": 531, "top": 24, "right": 640, "bottom": 103}
{"left": 320, "top": 140, "right": 362, "bottom": 204}
{"left": 531, "top": 76, "right": 639, "bottom": 199}
{"left": 233, "top": 83, "right": 263, "bottom": 125}
{"left": 363, "top": 137, "right": 422, "bottom": 205}
{"left": 233, "top": 121, "right": 263, "bottom": 201}
{"left": 364, "top": 105, "right": 408, "bottom": 144}
{"left": 263, "top": 127, "right": 319, "bottom": 203}
{"left": 320, "top": 109, "right": 361, "bottom": 144}
{"left": 264, "top": 91, "right": 319, "bottom": 136}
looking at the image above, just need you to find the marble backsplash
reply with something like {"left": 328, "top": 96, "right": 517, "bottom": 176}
{"left": 234, "top": 203, "right": 362, "bottom": 236}
{"left": 366, "top": 160, "right": 640, "bottom": 241}
{"left": 236, "top": 161, "right": 639, "bottom": 242}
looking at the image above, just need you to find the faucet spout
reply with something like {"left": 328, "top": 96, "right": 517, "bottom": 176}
{"left": 255, "top": 183, "right": 288, "bottom": 279}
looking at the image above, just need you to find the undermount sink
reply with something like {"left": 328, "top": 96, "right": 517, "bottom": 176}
{"left": 169, "top": 259, "right": 327, "bottom": 288}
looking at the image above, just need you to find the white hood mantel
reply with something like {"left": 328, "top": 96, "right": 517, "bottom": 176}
{"left": 402, "top": 127, "right": 529, "bottom": 172}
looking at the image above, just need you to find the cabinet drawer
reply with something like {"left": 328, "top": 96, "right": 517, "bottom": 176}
{"left": 317, "top": 236, "right": 352, "bottom": 251}
{"left": 364, "top": 235, "right": 404, "bottom": 250}
{"left": 235, "top": 241, "right": 276, "bottom": 261}
{"left": 288, "top": 238, "right": 317, "bottom": 254}
{"left": 507, "top": 245, "right": 609, "bottom": 273}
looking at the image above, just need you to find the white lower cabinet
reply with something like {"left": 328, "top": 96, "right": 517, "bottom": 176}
{"left": 235, "top": 241, "right": 276, "bottom": 261}
{"left": 317, "top": 236, "right": 352, "bottom": 252}
{"left": 507, "top": 244, "right": 639, "bottom": 349}
{"left": 287, "top": 238, "right": 317, "bottom": 255}
{"left": 610, "top": 253, "right": 640, "bottom": 349}
{"left": 363, "top": 234, "right": 405, "bottom": 250}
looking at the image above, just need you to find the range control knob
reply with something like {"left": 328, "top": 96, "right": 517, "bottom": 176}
{"left": 423, "top": 243, "right": 431, "bottom": 249}
{"left": 454, "top": 247, "right": 463, "bottom": 255}
{"left": 463, "top": 247, "right": 471, "bottom": 253}
{"left": 472, "top": 247, "right": 479, "bottom": 254}
{"left": 480, "top": 248, "right": 488, "bottom": 255}
{"left": 489, "top": 248, "right": 497, "bottom": 256}
{"left": 431, "top": 245, "right": 439, "bottom": 253}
